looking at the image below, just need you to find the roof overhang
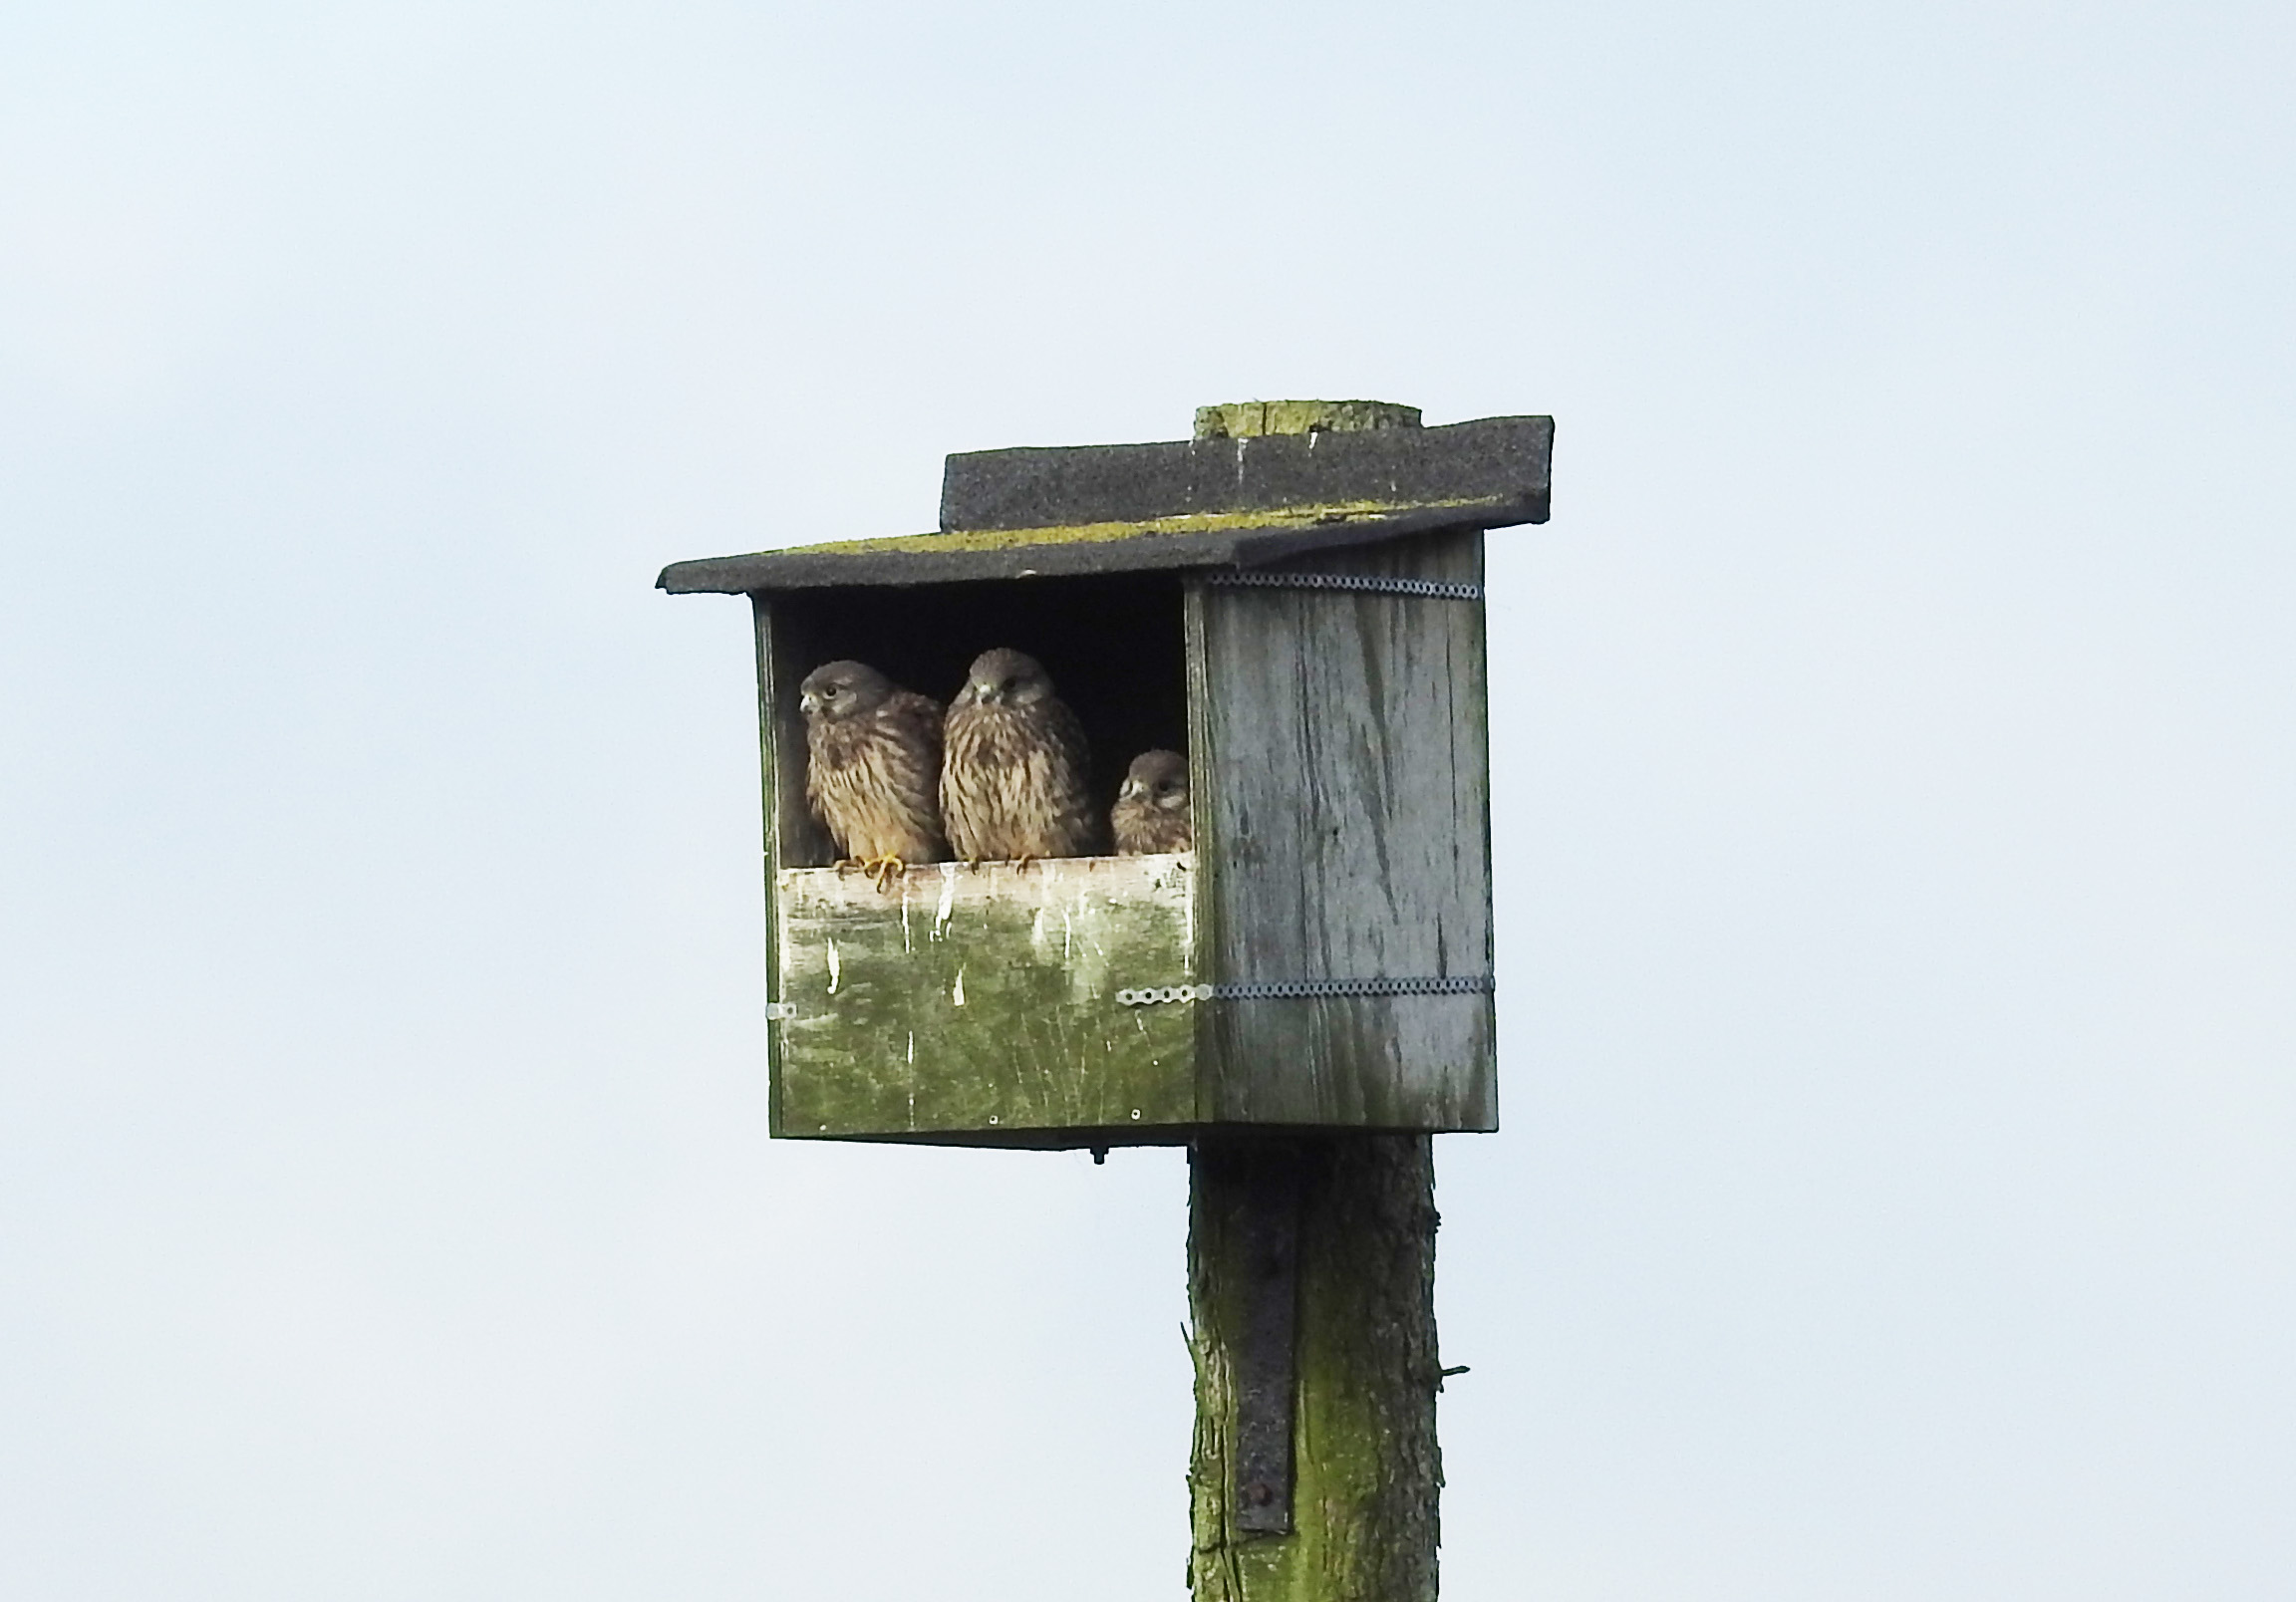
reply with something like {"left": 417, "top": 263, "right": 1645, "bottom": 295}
{"left": 658, "top": 413, "right": 1553, "bottom": 595}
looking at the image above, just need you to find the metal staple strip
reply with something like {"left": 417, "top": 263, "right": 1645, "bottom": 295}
{"left": 1115, "top": 975, "right": 1495, "bottom": 1007}
{"left": 1203, "top": 570, "right": 1485, "bottom": 601}
{"left": 777, "top": 975, "right": 1496, "bottom": 1017}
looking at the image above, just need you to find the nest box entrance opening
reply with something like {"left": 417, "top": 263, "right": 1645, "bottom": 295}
{"left": 757, "top": 572, "right": 1189, "bottom": 869}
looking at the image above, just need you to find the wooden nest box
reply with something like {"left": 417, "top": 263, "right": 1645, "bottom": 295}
{"left": 660, "top": 401, "right": 1552, "bottom": 1149}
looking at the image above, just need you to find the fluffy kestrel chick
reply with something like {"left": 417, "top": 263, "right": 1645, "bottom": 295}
{"left": 1112, "top": 749, "right": 1191, "bottom": 855}
{"left": 941, "top": 647, "right": 1096, "bottom": 861}
{"left": 799, "top": 660, "right": 948, "bottom": 880}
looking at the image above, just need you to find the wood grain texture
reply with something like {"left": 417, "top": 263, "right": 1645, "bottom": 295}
{"left": 1188, "top": 527, "right": 1497, "bottom": 1130}
{"left": 1188, "top": 1135, "right": 1442, "bottom": 1602}
{"left": 771, "top": 856, "right": 1199, "bottom": 1140}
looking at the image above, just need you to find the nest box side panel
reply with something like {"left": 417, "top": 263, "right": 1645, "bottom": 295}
{"left": 1188, "top": 526, "right": 1497, "bottom": 1130}
{"left": 771, "top": 857, "right": 1200, "bottom": 1143}
{"left": 752, "top": 595, "right": 836, "bottom": 871}
{"left": 752, "top": 595, "right": 809, "bottom": 1140}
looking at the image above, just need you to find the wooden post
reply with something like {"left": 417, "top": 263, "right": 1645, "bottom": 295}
{"left": 1188, "top": 1134, "right": 1443, "bottom": 1602}
{"left": 1182, "top": 392, "right": 1449, "bottom": 1602}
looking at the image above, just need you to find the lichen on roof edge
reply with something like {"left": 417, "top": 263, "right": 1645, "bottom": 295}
{"left": 797, "top": 495, "right": 1511, "bottom": 558}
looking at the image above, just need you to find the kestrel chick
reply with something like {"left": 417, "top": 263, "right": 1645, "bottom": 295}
{"left": 1112, "top": 749, "right": 1191, "bottom": 855}
{"left": 941, "top": 647, "right": 1096, "bottom": 861}
{"left": 799, "top": 660, "right": 948, "bottom": 878}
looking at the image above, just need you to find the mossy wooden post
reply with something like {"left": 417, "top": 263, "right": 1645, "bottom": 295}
{"left": 1189, "top": 1135, "right": 1442, "bottom": 1601}
{"left": 1186, "top": 402, "right": 1447, "bottom": 1602}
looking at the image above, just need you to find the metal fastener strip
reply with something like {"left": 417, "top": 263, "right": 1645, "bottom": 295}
{"left": 1115, "top": 975, "right": 1495, "bottom": 1006}
{"left": 1202, "top": 570, "right": 1485, "bottom": 601}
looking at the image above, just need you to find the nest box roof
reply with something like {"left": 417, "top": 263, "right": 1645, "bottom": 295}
{"left": 657, "top": 413, "right": 1553, "bottom": 594}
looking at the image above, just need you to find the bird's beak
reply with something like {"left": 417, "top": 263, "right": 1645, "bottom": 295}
{"left": 1119, "top": 780, "right": 1141, "bottom": 800}
{"left": 971, "top": 681, "right": 999, "bottom": 704}
{"left": 799, "top": 692, "right": 817, "bottom": 713}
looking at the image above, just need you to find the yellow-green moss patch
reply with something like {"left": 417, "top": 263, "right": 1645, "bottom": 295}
{"left": 785, "top": 496, "right": 1514, "bottom": 561}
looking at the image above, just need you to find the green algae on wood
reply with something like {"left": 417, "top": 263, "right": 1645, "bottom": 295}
{"left": 772, "top": 855, "right": 1198, "bottom": 1142}
{"left": 1193, "top": 400, "right": 1423, "bottom": 439}
{"left": 789, "top": 499, "right": 1487, "bottom": 559}
{"left": 1188, "top": 1136, "right": 1443, "bottom": 1602}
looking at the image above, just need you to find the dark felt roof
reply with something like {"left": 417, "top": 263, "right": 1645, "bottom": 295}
{"left": 658, "top": 414, "right": 1552, "bottom": 595}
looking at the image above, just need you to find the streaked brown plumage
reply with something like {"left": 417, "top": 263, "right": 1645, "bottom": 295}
{"left": 799, "top": 660, "right": 948, "bottom": 870}
{"left": 941, "top": 648, "right": 1096, "bottom": 860}
{"left": 1112, "top": 749, "right": 1191, "bottom": 854}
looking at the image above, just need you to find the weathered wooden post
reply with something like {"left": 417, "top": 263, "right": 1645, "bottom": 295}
{"left": 660, "top": 400, "right": 1553, "bottom": 1599}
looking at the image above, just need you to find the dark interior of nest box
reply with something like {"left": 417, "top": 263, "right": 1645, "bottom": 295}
{"left": 759, "top": 572, "right": 1191, "bottom": 868}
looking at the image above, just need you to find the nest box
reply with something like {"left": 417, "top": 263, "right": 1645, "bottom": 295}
{"left": 660, "top": 401, "right": 1552, "bottom": 1149}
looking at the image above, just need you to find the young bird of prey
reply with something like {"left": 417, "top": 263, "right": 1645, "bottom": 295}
{"left": 799, "top": 660, "right": 948, "bottom": 884}
{"left": 1112, "top": 749, "right": 1191, "bottom": 855}
{"left": 941, "top": 647, "right": 1097, "bottom": 861}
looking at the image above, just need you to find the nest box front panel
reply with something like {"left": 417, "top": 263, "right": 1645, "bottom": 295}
{"left": 751, "top": 580, "right": 1200, "bottom": 1146}
{"left": 770, "top": 856, "right": 1199, "bottom": 1142}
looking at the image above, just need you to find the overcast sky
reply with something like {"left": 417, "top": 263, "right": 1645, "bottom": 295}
{"left": 4, "top": 3, "right": 2293, "bottom": 1599}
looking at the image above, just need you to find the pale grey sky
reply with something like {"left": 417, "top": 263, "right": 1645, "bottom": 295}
{"left": 3, "top": 3, "right": 2292, "bottom": 1599}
